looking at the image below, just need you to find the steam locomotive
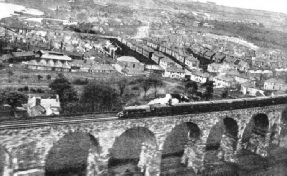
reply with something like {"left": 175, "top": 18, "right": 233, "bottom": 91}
{"left": 117, "top": 94, "right": 287, "bottom": 118}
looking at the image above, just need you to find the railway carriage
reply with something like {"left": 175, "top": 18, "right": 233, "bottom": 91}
{"left": 118, "top": 95, "right": 287, "bottom": 118}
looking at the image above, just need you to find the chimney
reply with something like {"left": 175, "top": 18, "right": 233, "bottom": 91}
{"left": 36, "top": 98, "right": 41, "bottom": 106}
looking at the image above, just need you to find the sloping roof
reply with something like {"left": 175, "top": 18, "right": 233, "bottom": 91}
{"left": 41, "top": 99, "right": 60, "bottom": 109}
{"left": 117, "top": 56, "right": 139, "bottom": 63}
{"left": 204, "top": 51, "right": 215, "bottom": 58}
{"left": 225, "top": 55, "right": 236, "bottom": 63}
{"left": 54, "top": 60, "right": 63, "bottom": 67}
{"left": 215, "top": 75, "right": 235, "bottom": 82}
{"left": 185, "top": 56, "right": 198, "bottom": 62}
{"left": 0, "top": 54, "right": 13, "bottom": 60}
{"left": 265, "top": 78, "right": 286, "bottom": 84}
{"left": 166, "top": 67, "right": 185, "bottom": 73}
{"left": 38, "top": 59, "right": 47, "bottom": 66}
{"left": 62, "top": 61, "right": 71, "bottom": 69}
{"left": 47, "top": 60, "right": 54, "bottom": 67}
{"left": 192, "top": 71, "right": 210, "bottom": 78}
{"left": 28, "top": 60, "right": 38, "bottom": 65}
{"left": 242, "top": 81, "right": 256, "bottom": 88}
{"left": 2, "top": 46, "right": 13, "bottom": 50}
{"left": 12, "top": 51, "right": 35, "bottom": 58}
{"left": 41, "top": 52, "right": 72, "bottom": 61}
{"left": 160, "top": 57, "right": 175, "bottom": 63}
{"left": 145, "top": 65, "right": 165, "bottom": 71}
{"left": 153, "top": 52, "right": 165, "bottom": 58}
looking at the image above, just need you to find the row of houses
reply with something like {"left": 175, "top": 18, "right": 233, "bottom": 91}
{"left": 137, "top": 36, "right": 254, "bottom": 74}
{"left": 119, "top": 37, "right": 287, "bottom": 95}
{"left": 26, "top": 58, "right": 116, "bottom": 73}
{"left": 120, "top": 37, "right": 200, "bottom": 70}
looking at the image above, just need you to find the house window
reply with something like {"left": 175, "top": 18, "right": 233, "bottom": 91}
{"left": 133, "top": 64, "right": 135, "bottom": 68}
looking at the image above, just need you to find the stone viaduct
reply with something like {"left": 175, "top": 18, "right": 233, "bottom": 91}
{"left": 0, "top": 104, "right": 287, "bottom": 176}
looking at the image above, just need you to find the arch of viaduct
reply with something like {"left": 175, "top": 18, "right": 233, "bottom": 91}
{"left": 0, "top": 104, "right": 286, "bottom": 176}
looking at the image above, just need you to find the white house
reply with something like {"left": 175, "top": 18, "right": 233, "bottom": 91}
{"left": 213, "top": 75, "right": 235, "bottom": 88}
{"left": 163, "top": 67, "right": 185, "bottom": 78}
{"left": 207, "top": 63, "right": 230, "bottom": 73}
{"left": 264, "top": 78, "right": 287, "bottom": 91}
{"left": 189, "top": 71, "right": 210, "bottom": 83}
{"left": 185, "top": 56, "right": 199, "bottom": 70}
{"left": 234, "top": 74, "right": 256, "bottom": 85}
{"left": 241, "top": 82, "right": 265, "bottom": 96}
{"left": 159, "top": 57, "right": 178, "bottom": 70}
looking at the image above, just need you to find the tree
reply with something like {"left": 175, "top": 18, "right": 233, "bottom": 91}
{"left": 116, "top": 78, "right": 129, "bottom": 97}
{"left": 0, "top": 90, "right": 27, "bottom": 110}
{"left": 134, "top": 77, "right": 153, "bottom": 99}
{"left": 37, "top": 75, "right": 43, "bottom": 81}
{"left": 201, "top": 79, "right": 214, "bottom": 100}
{"left": 184, "top": 80, "right": 198, "bottom": 95}
{"left": 149, "top": 77, "right": 165, "bottom": 98}
{"left": 49, "top": 74, "right": 77, "bottom": 109}
{"left": 62, "top": 87, "right": 78, "bottom": 104}
{"left": 81, "top": 81, "right": 119, "bottom": 112}
{"left": 7, "top": 70, "right": 13, "bottom": 83}
{"left": 46, "top": 75, "right": 51, "bottom": 80}
{"left": 221, "top": 88, "right": 229, "bottom": 98}
{"left": 23, "top": 86, "right": 29, "bottom": 92}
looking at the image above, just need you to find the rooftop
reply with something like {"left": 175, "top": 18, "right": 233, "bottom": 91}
{"left": 265, "top": 78, "right": 286, "bottom": 84}
{"left": 242, "top": 81, "right": 256, "bottom": 88}
{"left": 161, "top": 57, "right": 175, "bottom": 63}
{"left": 145, "top": 65, "right": 164, "bottom": 71}
{"left": 41, "top": 52, "right": 72, "bottom": 61}
{"left": 214, "top": 75, "right": 235, "bottom": 82}
{"left": 166, "top": 67, "right": 185, "bottom": 73}
{"left": 12, "top": 51, "right": 35, "bottom": 58}
{"left": 117, "top": 56, "right": 139, "bottom": 63}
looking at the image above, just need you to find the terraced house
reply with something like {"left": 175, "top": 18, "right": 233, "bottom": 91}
{"left": 264, "top": 78, "right": 287, "bottom": 91}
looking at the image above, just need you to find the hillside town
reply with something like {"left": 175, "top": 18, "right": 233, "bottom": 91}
{"left": 1, "top": 0, "right": 287, "bottom": 119}
{"left": 1, "top": 1, "right": 287, "bottom": 176}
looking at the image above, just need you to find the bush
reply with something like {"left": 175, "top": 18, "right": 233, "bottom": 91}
{"left": 73, "top": 78, "right": 89, "bottom": 85}
{"left": 23, "top": 86, "right": 29, "bottom": 92}
{"left": 46, "top": 75, "right": 51, "bottom": 80}
{"left": 37, "top": 75, "right": 43, "bottom": 80}
{"left": 30, "top": 88, "right": 36, "bottom": 93}
{"left": 37, "top": 88, "right": 44, "bottom": 93}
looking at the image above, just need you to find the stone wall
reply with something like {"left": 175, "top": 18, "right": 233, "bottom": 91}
{"left": 0, "top": 104, "right": 285, "bottom": 176}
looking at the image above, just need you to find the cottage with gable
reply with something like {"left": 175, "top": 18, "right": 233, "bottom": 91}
{"left": 185, "top": 56, "right": 199, "bottom": 70}
{"left": 241, "top": 82, "right": 265, "bottom": 96}
{"left": 27, "top": 94, "right": 61, "bottom": 117}
{"left": 213, "top": 52, "right": 226, "bottom": 63}
{"left": 151, "top": 52, "right": 165, "bottom": 64}
{"left": 159, "top": 56, "right": 178, "bottom": 70}
{"left": 114, "top": 56, "right": 145, "bottom": 76}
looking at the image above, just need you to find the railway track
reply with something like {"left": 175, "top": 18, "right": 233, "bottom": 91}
{"left": 0, "top": 113, "right": 118, "bottom": 130}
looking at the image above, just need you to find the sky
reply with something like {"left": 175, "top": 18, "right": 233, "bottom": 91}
{"left": 0, "top": 3, "right": 44, "bottom": 19}
{"left": 197, "top": 0, "right": 287, "bottom": 14}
